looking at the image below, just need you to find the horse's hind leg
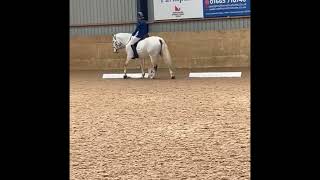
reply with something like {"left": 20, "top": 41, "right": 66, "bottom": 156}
{"left": 149, "top": 55, "right": 159, "bottom": 79}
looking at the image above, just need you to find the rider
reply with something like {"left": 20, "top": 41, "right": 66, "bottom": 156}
{"left": 128, "top": 11, "right": 149, "bottom": 59}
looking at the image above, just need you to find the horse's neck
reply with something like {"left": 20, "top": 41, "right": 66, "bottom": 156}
{"left": 117, "top": 33, "right": 131, "bottom": 45}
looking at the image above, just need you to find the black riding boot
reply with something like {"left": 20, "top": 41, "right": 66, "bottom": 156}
{"left": 131, "top": 45, "right": 139, "bottom": 59}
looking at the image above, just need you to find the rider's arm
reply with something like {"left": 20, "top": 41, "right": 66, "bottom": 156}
{"left": 132, "top": 22, "right": 141, "bottom": 36}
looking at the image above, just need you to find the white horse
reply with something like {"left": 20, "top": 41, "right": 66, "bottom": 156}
{"left": 112, "top": 33, "right": 175, "bottom": 79}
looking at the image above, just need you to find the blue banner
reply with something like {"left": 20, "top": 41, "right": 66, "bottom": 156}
{"left": 203, "top": 0, "right": 250, "bottom": 18}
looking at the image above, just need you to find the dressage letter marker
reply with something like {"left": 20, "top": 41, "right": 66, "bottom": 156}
{"left": 103, "top": 73, "right": 149, "bottom": 79}
{"left": 189, "top": 72, "right": 242, "bottom": 78}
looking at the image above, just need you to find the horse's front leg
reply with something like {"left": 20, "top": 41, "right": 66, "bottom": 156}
{"left": 123, "top": 58, "right": 131, "bottom": 79}
{"left": 140, "top": 58, "right": 145, "bottom": 78}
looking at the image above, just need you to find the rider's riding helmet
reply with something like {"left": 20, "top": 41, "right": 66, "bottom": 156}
{"left": 137, "top": 12, "right": 144, "bottom": 19}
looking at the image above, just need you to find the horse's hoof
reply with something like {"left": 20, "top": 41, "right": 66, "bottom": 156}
{"left": 171, "top": 76, "right": 175, "bottom": 79}
{"left": 123, "top": 75, "right": 128, "bottom": 79}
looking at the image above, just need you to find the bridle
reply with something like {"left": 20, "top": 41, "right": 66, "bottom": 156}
{"left": 112, "top": 34, "right": 132, "bottom": 50}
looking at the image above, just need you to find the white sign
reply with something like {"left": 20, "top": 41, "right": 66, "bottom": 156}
{"left": 189, "top": 72, "right": 242, "bottom": 78}
{"left": 102, "top": 73, "right": 149, "bottom": 79}
{"left": 153, "top": 0, "right": 204, "bottom": 20}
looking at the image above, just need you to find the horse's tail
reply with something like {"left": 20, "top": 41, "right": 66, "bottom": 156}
{"left": 159, "top": 39, "right": 171, "bottom": 61}
{"left": 159, "top": 39, "right": 163, "bottom": 56}
{"left": 159, "top": 38, "right": 175, "bottom": 71}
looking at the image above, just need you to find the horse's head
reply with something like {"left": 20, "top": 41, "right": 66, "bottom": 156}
{"left": 112, "top": 34, "right": 123, "bottom": 53}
